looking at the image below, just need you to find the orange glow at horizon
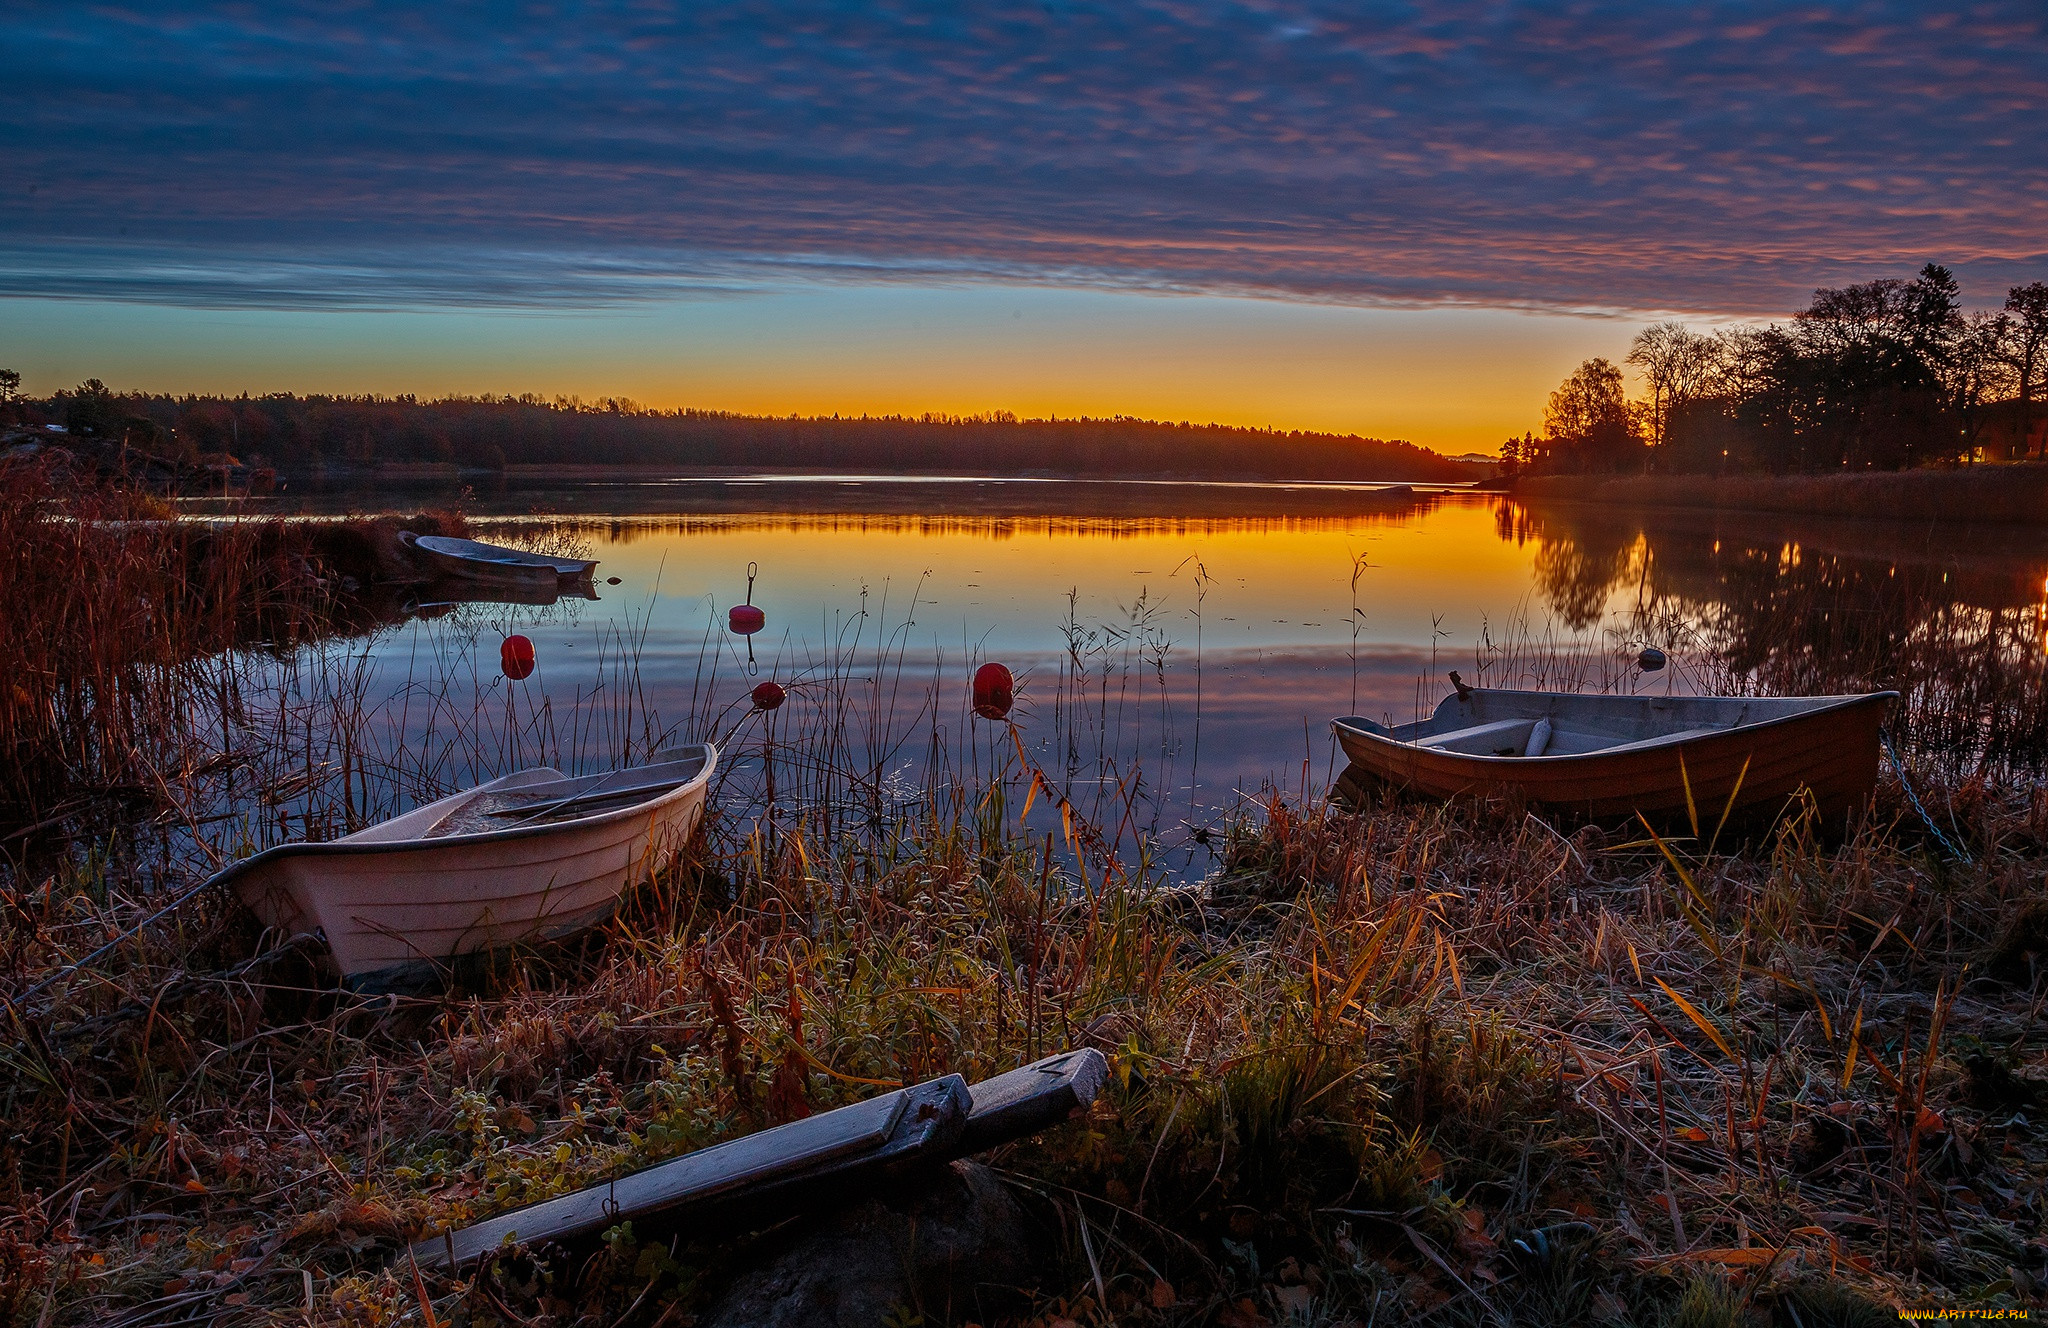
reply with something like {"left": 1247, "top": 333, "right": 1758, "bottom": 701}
{"left": 0, "top": 289, "right": 1670, "bottom": 455}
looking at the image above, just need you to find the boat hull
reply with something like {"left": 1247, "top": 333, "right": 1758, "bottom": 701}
{"left": 1334, "top": 691, "right": 1891, "bottom": 823}
{"left": 228, "top": 748, "right": 713, "bottom": 987}
{"left": 400, "top": 531, "right": 599, "bottom": 589}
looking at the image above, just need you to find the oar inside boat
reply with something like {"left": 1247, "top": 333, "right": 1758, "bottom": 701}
{"left": 480, "top": 752, "right": 709, "bottom": 824}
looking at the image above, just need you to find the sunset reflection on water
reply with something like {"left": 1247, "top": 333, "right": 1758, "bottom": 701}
{"left": 219, "top": 477, "right": 2048, "bottom": 876}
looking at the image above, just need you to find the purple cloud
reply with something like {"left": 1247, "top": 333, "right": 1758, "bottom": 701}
{"left": 4, "top": 1, "right": 2044, "bottom": 312}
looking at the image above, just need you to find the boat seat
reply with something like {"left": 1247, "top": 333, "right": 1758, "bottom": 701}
{"left": 1587, "top": 727, "right": 1726, "bottom": 755}
{"left": 1413, "top": 719, "right": 1536, "bottom": 755}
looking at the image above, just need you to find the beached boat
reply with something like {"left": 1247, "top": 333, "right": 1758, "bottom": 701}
{"left": 399, "top": 530, "right": 598, "bottom": 588}
{"left": 221, "top": 745, "right": 715, "bottom": 988}
{"left": 1333, "top": 683, "right": 1894, "bottom": 822}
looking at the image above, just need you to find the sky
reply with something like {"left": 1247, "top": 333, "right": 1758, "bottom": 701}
{"left": 5, "top": 2, "right": 2045, "bottom": 452}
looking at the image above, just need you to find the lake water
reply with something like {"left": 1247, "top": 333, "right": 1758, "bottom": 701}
{"left": 196, "top": 475, "right": 2048, "bottom": 876}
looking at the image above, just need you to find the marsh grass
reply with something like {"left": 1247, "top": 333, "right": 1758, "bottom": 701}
{"left": 0, "top": 460, "right": 328, "bottom": 834}
{"left": 2, "top": 493, "right": 2045, "bottom": 1326}
{"left": 0, "top": 463, "right": 497, "bottom": 846}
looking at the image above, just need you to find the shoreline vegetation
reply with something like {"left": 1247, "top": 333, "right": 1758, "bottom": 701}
{"left": 8, "top": 757, "right": 2046, "bottom": 1326}
{"left": 1505, "top": 266, "right": 2048, "bottom": 491}
{"left": 0, "top": 458, "right": 475, "bottom": 830}
{"left": 1506, "top": 461, "right": 2048, "bottom": 525}
{"left": 0, "top": 383, "right": 1473, "bottom": 485}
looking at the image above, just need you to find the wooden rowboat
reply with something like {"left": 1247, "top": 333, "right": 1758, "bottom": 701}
{"left": 222, "top": 745, "right": 715, "bottom": 989}
{"left": 399, "top": 531, "right": 598, "bottom": 588}
{"left": 1333, "top": 685, "right": 1895, "bottom": 822}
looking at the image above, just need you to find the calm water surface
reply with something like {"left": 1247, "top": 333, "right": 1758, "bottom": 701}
{"left": 197, "top": 476, "right": 2048, "bottom": 874}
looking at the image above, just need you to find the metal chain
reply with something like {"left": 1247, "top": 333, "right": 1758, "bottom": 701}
{"left": 1880, "top": 727, "right": 1973, "bottom": 864}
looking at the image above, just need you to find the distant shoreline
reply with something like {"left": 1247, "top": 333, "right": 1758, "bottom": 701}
{"left": 1508, "top": 462, "right": 2048, "bottom": 525}
{"left": 280, "top": 460, "right": 1486, "bottom": 487}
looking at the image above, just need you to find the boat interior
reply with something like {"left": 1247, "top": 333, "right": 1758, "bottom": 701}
{"left": 336, "top": 744, "right": 715, "bottom": 842}
{"left": 403, "top": 531, "right": 599, "bottom": 577}
{"left": 1335, "top": 689, "right": 1873, "bottom": 759}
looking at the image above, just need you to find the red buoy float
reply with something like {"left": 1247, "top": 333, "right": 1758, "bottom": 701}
{"left": 751, "top": 680, "right": 786, "bottom": 711}
{"left": 500, "top": 633, "right": 536, "bottom": 681}
{"left": 730, "top": 561, "right": 765, "bottom": 635}
{"left": 972, "top": 662, "right": 1014, "bottom": 720}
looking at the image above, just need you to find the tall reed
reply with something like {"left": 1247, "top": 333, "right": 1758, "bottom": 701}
{"left": 0, "top": 461, "right": 331, "bottom": 835}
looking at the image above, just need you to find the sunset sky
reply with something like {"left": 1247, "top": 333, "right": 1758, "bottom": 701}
{"left": 6, "top": 2, "right": 2045, "bottom": 452}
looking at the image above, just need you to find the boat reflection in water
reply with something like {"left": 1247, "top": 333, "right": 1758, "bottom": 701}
{"left": 398, "top": 574, "right": 601, "bottom": 619}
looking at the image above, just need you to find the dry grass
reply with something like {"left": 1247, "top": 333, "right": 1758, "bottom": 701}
{"left": 0, "top": 460, "right": 479, "bottom": 837}
{"left": 0, "top": 462, "right": 334, "bottom": 842}
{"left": 3, "top": 750, "right": 2043, "bottom": 1325}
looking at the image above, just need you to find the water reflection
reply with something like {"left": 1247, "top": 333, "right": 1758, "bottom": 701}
{"left": 195, "top": 483, "right": 2045, "bottom": 889}
{"left": 1496, "top": 499, "right": 2048, "bottom": 775}
{"left": 184, "top": 473, "right": 1454, "bottom": 523}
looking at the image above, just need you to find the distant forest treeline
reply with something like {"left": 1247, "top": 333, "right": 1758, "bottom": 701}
{"left": 0, "top": 381, "right": 1470, "bottom": 482}
{"left": 1507, "top": 264, "right": 2048, "bottom": 474}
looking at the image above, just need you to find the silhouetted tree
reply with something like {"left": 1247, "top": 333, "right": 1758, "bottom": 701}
{"left": 1946, "top": 310, "right": 2016, "bottom": 463}
{"left": 1645, "top": 263, "right": 2023, "bottom": 474}
{"left": 1541, "top": 358, "right": 1640, "bottom": 471}
{"left": 2005, "top": 282, "right": 2048, "bottom": 458}
{"left": 1498, "top": 431, "right": 1536, "bottom": 478}
{"left": 1784, "top": 264, "right": 1965, "bottom": 469}
{"left": 1627, "top": 322, "right": 1722, "bottom": 456}
{"left": 61, "top": 380, "right": 122, "bottom": 438}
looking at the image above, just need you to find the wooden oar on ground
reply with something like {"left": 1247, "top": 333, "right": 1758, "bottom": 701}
{"left": 412, "top": 1048, "right": 1107, "bottom": 1270}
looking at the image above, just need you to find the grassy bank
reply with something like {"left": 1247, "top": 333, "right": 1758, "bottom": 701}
{"left": 1512, "top": 463, "right": 2048, "bottom": 525}
{"left": 4, "top": 762, "right": 2045, "bottom": 1325}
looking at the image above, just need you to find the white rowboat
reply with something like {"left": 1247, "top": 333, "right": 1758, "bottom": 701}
{"left": 222, "top": 745, "right": 715, "bottom": 989}
{"left": 399, "top": 531, "right": 599, "bottom": 588}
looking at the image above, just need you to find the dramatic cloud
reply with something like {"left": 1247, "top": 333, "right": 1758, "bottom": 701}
{"left": 6, "top": 1, "right": 2045, "bottom": 313}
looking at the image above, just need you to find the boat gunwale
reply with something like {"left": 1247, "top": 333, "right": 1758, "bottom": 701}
{"left": 1331, "top": 689, "right": 1896, "bottom": 767}
{"left": 406, "top": 531, "right": 599, "bottom": 576}
{"left": 215, "top": 744, "right": 717, "bottom": 883}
